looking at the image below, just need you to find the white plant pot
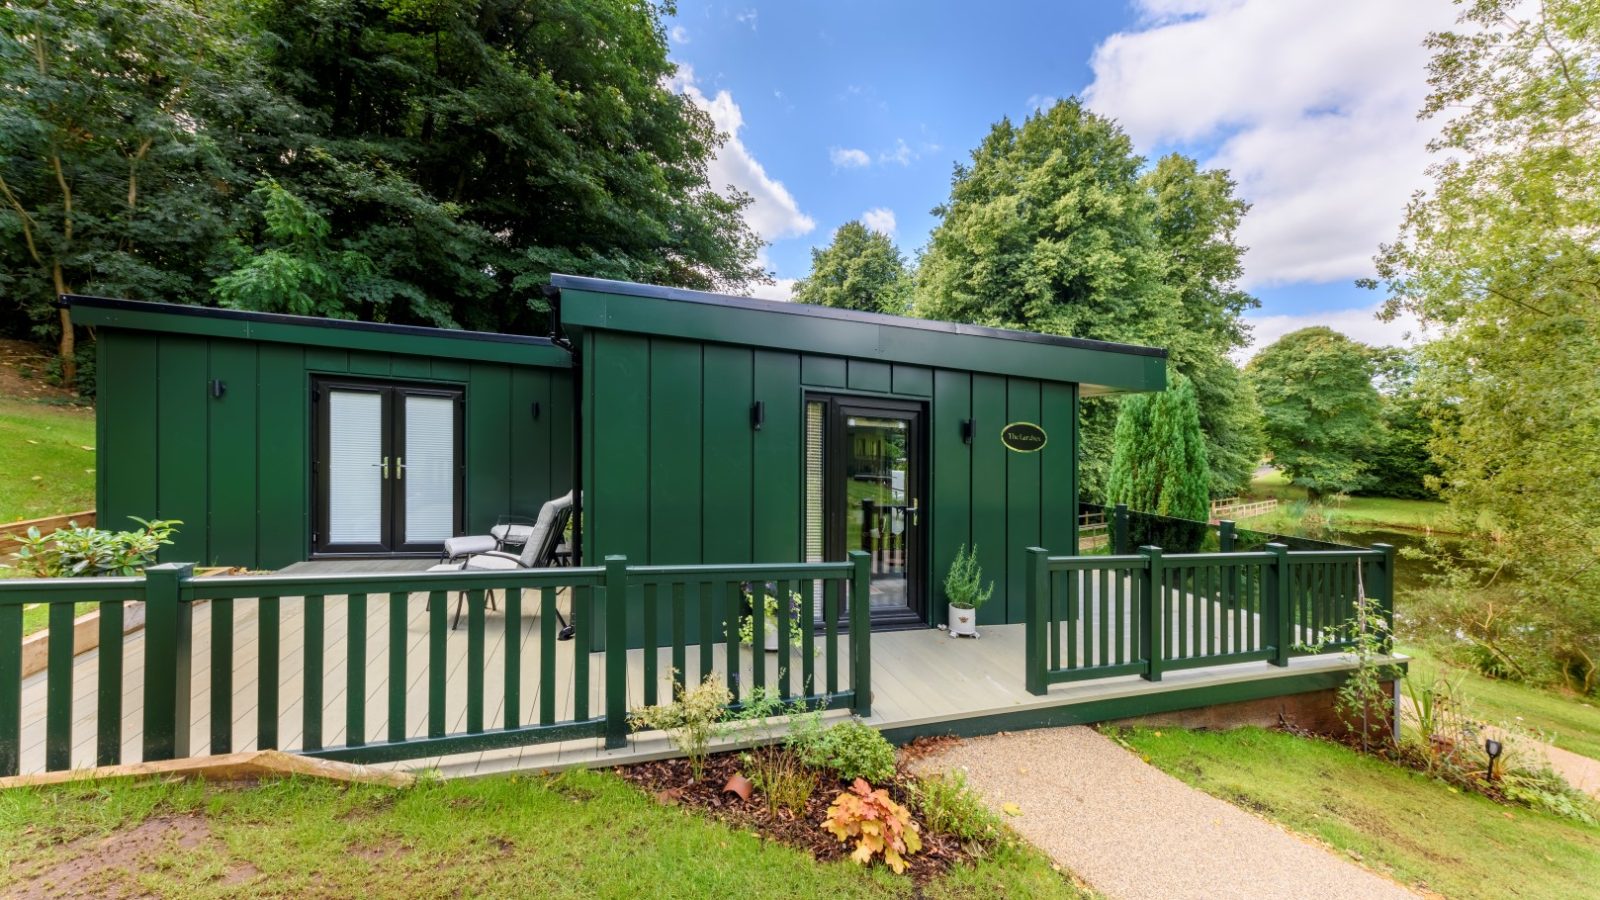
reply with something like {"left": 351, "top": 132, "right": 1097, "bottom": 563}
{"left": 764, "top": 624, "right": 780, "bottom": 652}
{"left": 948, "top": 606, "right": 978, "bottom": 637}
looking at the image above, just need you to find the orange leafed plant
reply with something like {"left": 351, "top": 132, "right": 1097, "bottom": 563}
{"left": 821, "top": 778, "right": 923, "bottom": 874}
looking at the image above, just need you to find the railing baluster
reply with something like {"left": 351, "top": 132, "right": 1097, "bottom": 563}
{"left": 848, "top": 551, "right": 871, "bottom": 717}
{"left": 466, "top": 589, "right": 486, "bottom": 734}
{"left": 211, "top": 597, "right": 234, "bottom": 755}
{"left": 749, "top": 581, "right": 766, "bottom": 693}
{"left": 573, "top": 585, "right": 591, "bottom": 722}
{"left": 1097, "top": 566, "right": 1110, "bottom": 668}
{"left": 259, "top": 596, "right": 280, "bottom": 749}
{"left": 98, "top": 599, "right": 125, "bottom": 765}
{"left": 504, "top": 587, "right": 521, "bottom": 731}
{"left": 723, "top": 581, "right": 741, "bottom": 704}
{"left": 539, "top": 586, "right": 557, "bottom": 726}
{"left": 823, "top": 579, "right": 839, "bottom": 697}
{"left": 699, "top": 582, "right": 716, "bottom": 685}
{"left": 603, "top": 557, "right": 628, "bottom": 749}
{"left": 388, "top": 592, "right": 408, "bottom": 743}
{"left": 1049, "top": 570, "right": 1061, "bottom": 670}
{"left": 1208, "top": 565, "right": 1220, "bottom": 657}
{"left": 799, "top": 579, "right": 815, "bottom": 699}
{"left": 428, "top": 589, "right": 446, "bottom": 738}
{"left": 1066, "top": 570, "right": 1078, "bottom": 670}
{"left": 671, "top": 581, "right": 687, "bottom": 692}
{"left": 43, "top": 603, "right": 74, "bottom": 771}
{"left": 0, "top": 604, "right": 20, "bottom": 776}
{"left": 776, "top": 579, "right": 792, "bottom": 701}
{"left": 642, "top": 582, "right": 658, "bottom": 706}
{"left": 346, "top": 593, "right": 365, "bottom": 748}
{"left": 304, "top": 594, "right": 325, "bottom": 752}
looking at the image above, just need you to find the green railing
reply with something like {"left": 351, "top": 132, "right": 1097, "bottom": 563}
{"left": 0, "top": 552, "right": 872, "bottom": 776}
{"left": 1025, "top": 542, "right": 1394, "bottom": 694}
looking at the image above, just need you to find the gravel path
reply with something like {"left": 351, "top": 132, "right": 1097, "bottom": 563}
{"left": 912, "top": 727, "right": 1417, "bottom": 900}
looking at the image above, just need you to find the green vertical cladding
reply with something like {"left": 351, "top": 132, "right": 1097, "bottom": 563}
{"left": 207, "top": 340, "right": 258, "bottom": 565}
{"left": 1005, "top": 378, "right": 1043, "bottom": 623}
{"left": 929, "top": 371, "right": 972, "bottom": 622}
{"left": 648, "top": 341, "right": 703, "bottom": 564}
{"left": 466, "top": 364, "right": 512, "bottom": 534}
{"left": 95, "top": 324, "right": 571, "bottom": 570}
{"left": 752, "top": 350, "right": 802, "bottom": 563}
{"left": 589, "top": 332, "right": 650, "bottom": 647}
{"left": 156, "top": 335, "right": 209, "bottom": 563}
{"left": 969, "top": 375, "right": 1007, "bottom": 626}
{"left": 256, "top": 343, "right": 307, "bottom": 569}
{"left": 701, "top": 345, "right": 754, "bottom": 564}
{"left": 98, "top": 333, "right": 159, "bottom": 536}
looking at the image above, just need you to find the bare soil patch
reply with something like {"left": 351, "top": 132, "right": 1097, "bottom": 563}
{"left": 10, "top": 814, "right": 256, "bottom": 899}
{"left": 0, "top": 339, "right": 85, "bottom": 406}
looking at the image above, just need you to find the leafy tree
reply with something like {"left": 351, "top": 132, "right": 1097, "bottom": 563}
{"left": 1361, "top": 349, "right": 1441, "bottom": 500}
{"left": 914, "top": 102, "right": 1259, "bottom": 498}
{"left": 792, "top": 221, "right": 910, "bottom": 314}
{"left": 1106, "top": 372, "right": 1211, "bottom": 521}
{"left": 247, "top": 0, "right": 765, "bottom": 333}
{"left": 1372, "top": 0, "right": 1600, "bottom": 690}
{"left": 0, "top": 0, "right": 262, "bottom": 383}
{"left": 1246, "top": 327, "right": 1380, "bottom": 500}
{"left": 214, "top": 180, "right": 378, "bottom": 318}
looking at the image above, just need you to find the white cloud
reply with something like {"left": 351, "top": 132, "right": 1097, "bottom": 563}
{"left": 1026, "top": 94, "right": 1058, "bottom": 113}
{"left": 669, "top": 24, "right": 689, "bottom": 44}
{"left": 1084, "top": 0, "right": 1459, "bottom": 290}
{"left": 862, "top": 207, "right": 897, "bottom": 235}
{"left": 668, "top": 66, "right": 814, "bottom": 241}
{"left": 735, "top": 8, "right": 758, "bottom": 31}
{"left": 830, "top": 147, "right": 872, "bottom": 168}
{"left": 878, "top": 138, "right": 913, "bottom": 166}
{"left": 747, "top": 277, "right": 797, "bottom": 301}
{"left": 1238, "top": 303, "right": 1425, "bottom": 363}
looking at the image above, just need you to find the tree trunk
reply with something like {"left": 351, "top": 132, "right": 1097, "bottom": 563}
{"left": 53, "top": 262, "right": 75, "bottom": 386}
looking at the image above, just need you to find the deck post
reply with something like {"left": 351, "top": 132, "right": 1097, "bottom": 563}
{"left": 1141, "top": 546, "right": 1163, "bottom": 682}
{"left": 1372, "top": 543, "right": 1396, "bottom": 653}
{"left": 1267, "top": 543, "right": 1291, "bottom": 667}
{"left": 1218, "top": 520, "right": 1236, "bottom": 608}
{"left": 1024, "top": 547, "right": 1050, "bottom": 695}
{"left": 848, "top": 551, "right": 872, "bottom": 718}
{"left": 1113, "top": 504, "right": 1130, "bottom": 555}
{"left": 142, "top": 562, "right": 194, "bottom": 762}
{"left": 604, "top": 555, "right": 629, "bottom": 749}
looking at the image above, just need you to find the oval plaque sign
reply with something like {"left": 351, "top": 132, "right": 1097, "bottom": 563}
{"left": 1000, "top": 422, "right": 1048, "bottom": 453}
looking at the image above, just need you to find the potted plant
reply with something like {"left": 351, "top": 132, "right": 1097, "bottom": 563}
{"left": 943, "top": 544, "right": 992, "bottom": 638}
{"left": 738, "top": 584, "right": 809, "bottom": 652}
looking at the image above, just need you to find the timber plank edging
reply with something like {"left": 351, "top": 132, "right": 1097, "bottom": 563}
{"left": 0, "top": 750, "right": 416, "bottom": 791}
{"left": 0, "top": 510, "right": 96, "bottom": 560}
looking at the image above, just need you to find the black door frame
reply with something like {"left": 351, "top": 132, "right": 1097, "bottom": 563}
{"left": 809, "top": 393, "right": 928, "bottom": 629}
{"left": 312, "top": 377, "right": 465, "bottom": 557}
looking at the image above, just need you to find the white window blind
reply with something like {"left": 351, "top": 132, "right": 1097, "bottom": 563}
{"left": 805, "top": 401, "right": 827, "bottom": 623}
{"left": 328, "top": 390, "right": 384, "bottom": 544}
{"left": 404, "top": 394, "right": 455, "bottom": 544}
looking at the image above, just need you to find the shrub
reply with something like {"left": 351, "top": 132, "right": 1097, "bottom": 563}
{"left": 794, "top": 719, "right": 896, "bottom": 783}
{"left": 822, "top": 778, "right": 922, "bottom": 874}
{"left": 725, "top": 689, "right": 820, "bottom": 816}
{"left": 1502, "top": 765, "right": 1600, "bottom": 826}
{"left": 627, "top": 673, "right": 732, "bottom": 781}
{"left": 910, "top": 769, "right": 1002, "bottom": 846}
{"left": 10, "top": 517, "right": 181, "bottom": 578}
{"left": 943, "top": 544, "right": 993, "bottom": 611}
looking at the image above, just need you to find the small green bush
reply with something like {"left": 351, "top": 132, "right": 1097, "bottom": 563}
{"left": 628, "top": 673, "right": 732, "bottom": 781}
{"left": 910, "top": 769, "right": 1002, "bottom": 846}
{"left": 943, "top": 544, "right": 993, "bottom": 611}
{"left": 10, "top": 517, "right": 181, "bottom": 577}
{"left": 794, "top": 719, "right": 896, "bottom": 783}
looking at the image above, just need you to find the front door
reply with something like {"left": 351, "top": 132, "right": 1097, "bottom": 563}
{"left": 806, "top": 395, "right": 925, "bottom": 627}
{"left": 313, "top": 379, "right": 463, "bottom": 555}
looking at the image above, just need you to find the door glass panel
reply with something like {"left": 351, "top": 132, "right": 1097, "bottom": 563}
{"left": 845, "top": 414, "right": 912, "bottom": 614}
{"left": 403, "top": 394, "right": 455, "bottom": 544}
{"left": 327, "top": 390, "right": 384, "bottom": 545}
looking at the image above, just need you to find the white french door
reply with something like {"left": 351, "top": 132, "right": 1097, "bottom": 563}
{"left": 315, "top": 379, "right": 463, "bottom": 555}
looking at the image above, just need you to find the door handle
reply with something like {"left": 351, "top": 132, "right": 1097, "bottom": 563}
{"left": 907, "top": 498, "right": 919, "bottom": 526}
{"left": 372, "top": 457, "right": 389, "bottom": 479}
{"left": 395, "top": 456, "right": 404, "bottom": 480}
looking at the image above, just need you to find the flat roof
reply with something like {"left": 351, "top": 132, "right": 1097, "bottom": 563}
{"left": 62, "top": 295, "right": 572, "bottom": 368}
{"left": 551, "top": 274, "right": 1166, "bottom": 394}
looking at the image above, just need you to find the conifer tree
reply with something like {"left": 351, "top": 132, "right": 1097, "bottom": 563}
{"left": 1105, "top": 373, "right": 1211, "bottom": 521}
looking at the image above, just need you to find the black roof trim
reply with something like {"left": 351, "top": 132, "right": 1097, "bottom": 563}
{"left": 60, "top": 295, "right": 559, "bottom": 348}
{"left": 549, "top": 274, "right": 1168, "bottom": 359}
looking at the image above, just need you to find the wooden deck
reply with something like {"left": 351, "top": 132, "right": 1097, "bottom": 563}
{"left": 14, "top": 582, "right": 1369, "bottom": 779}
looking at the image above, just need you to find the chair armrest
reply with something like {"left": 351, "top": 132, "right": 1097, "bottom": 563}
{"left": 473, "top": 550, "right": 522, "bottom": 563}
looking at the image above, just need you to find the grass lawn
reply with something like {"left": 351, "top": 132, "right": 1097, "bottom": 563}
{"left": 1401, "top": 644, "right": 1600, "bottom": 763}
{"left": 0, "top": 769, "right": 1086, "bottom": 899}
{"left": 0, "top": 397, "right": 95, "bottom": 524}
{"left": 1115, "top": 726, "right": 1600, "bottom": 900}
{"left": 1241, "top": 470, "right": 1452, "bottom": 533}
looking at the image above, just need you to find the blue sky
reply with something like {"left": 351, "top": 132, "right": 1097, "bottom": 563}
{"left": 664, "top": 0, "right": 1461, "bottom": 354}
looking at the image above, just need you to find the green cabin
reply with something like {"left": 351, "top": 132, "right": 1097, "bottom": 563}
{"left": 67, "top": 275, "right": 1165, "bottom": 635}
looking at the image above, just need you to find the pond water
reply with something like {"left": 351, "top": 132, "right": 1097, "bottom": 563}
{"left": 1309, "top": 525, "right": 1483, "bottom": 597}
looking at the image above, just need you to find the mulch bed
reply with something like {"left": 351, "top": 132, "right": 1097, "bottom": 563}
{"left": 616, "top": 738, "right": 978, "bottom": 885}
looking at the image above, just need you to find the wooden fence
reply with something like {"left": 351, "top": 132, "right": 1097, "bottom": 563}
{"left": 0, "top": 553, "right": 873, "bottom": 775}
{"left": 0, "top": 511, "right": 96, "bottom": 562}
